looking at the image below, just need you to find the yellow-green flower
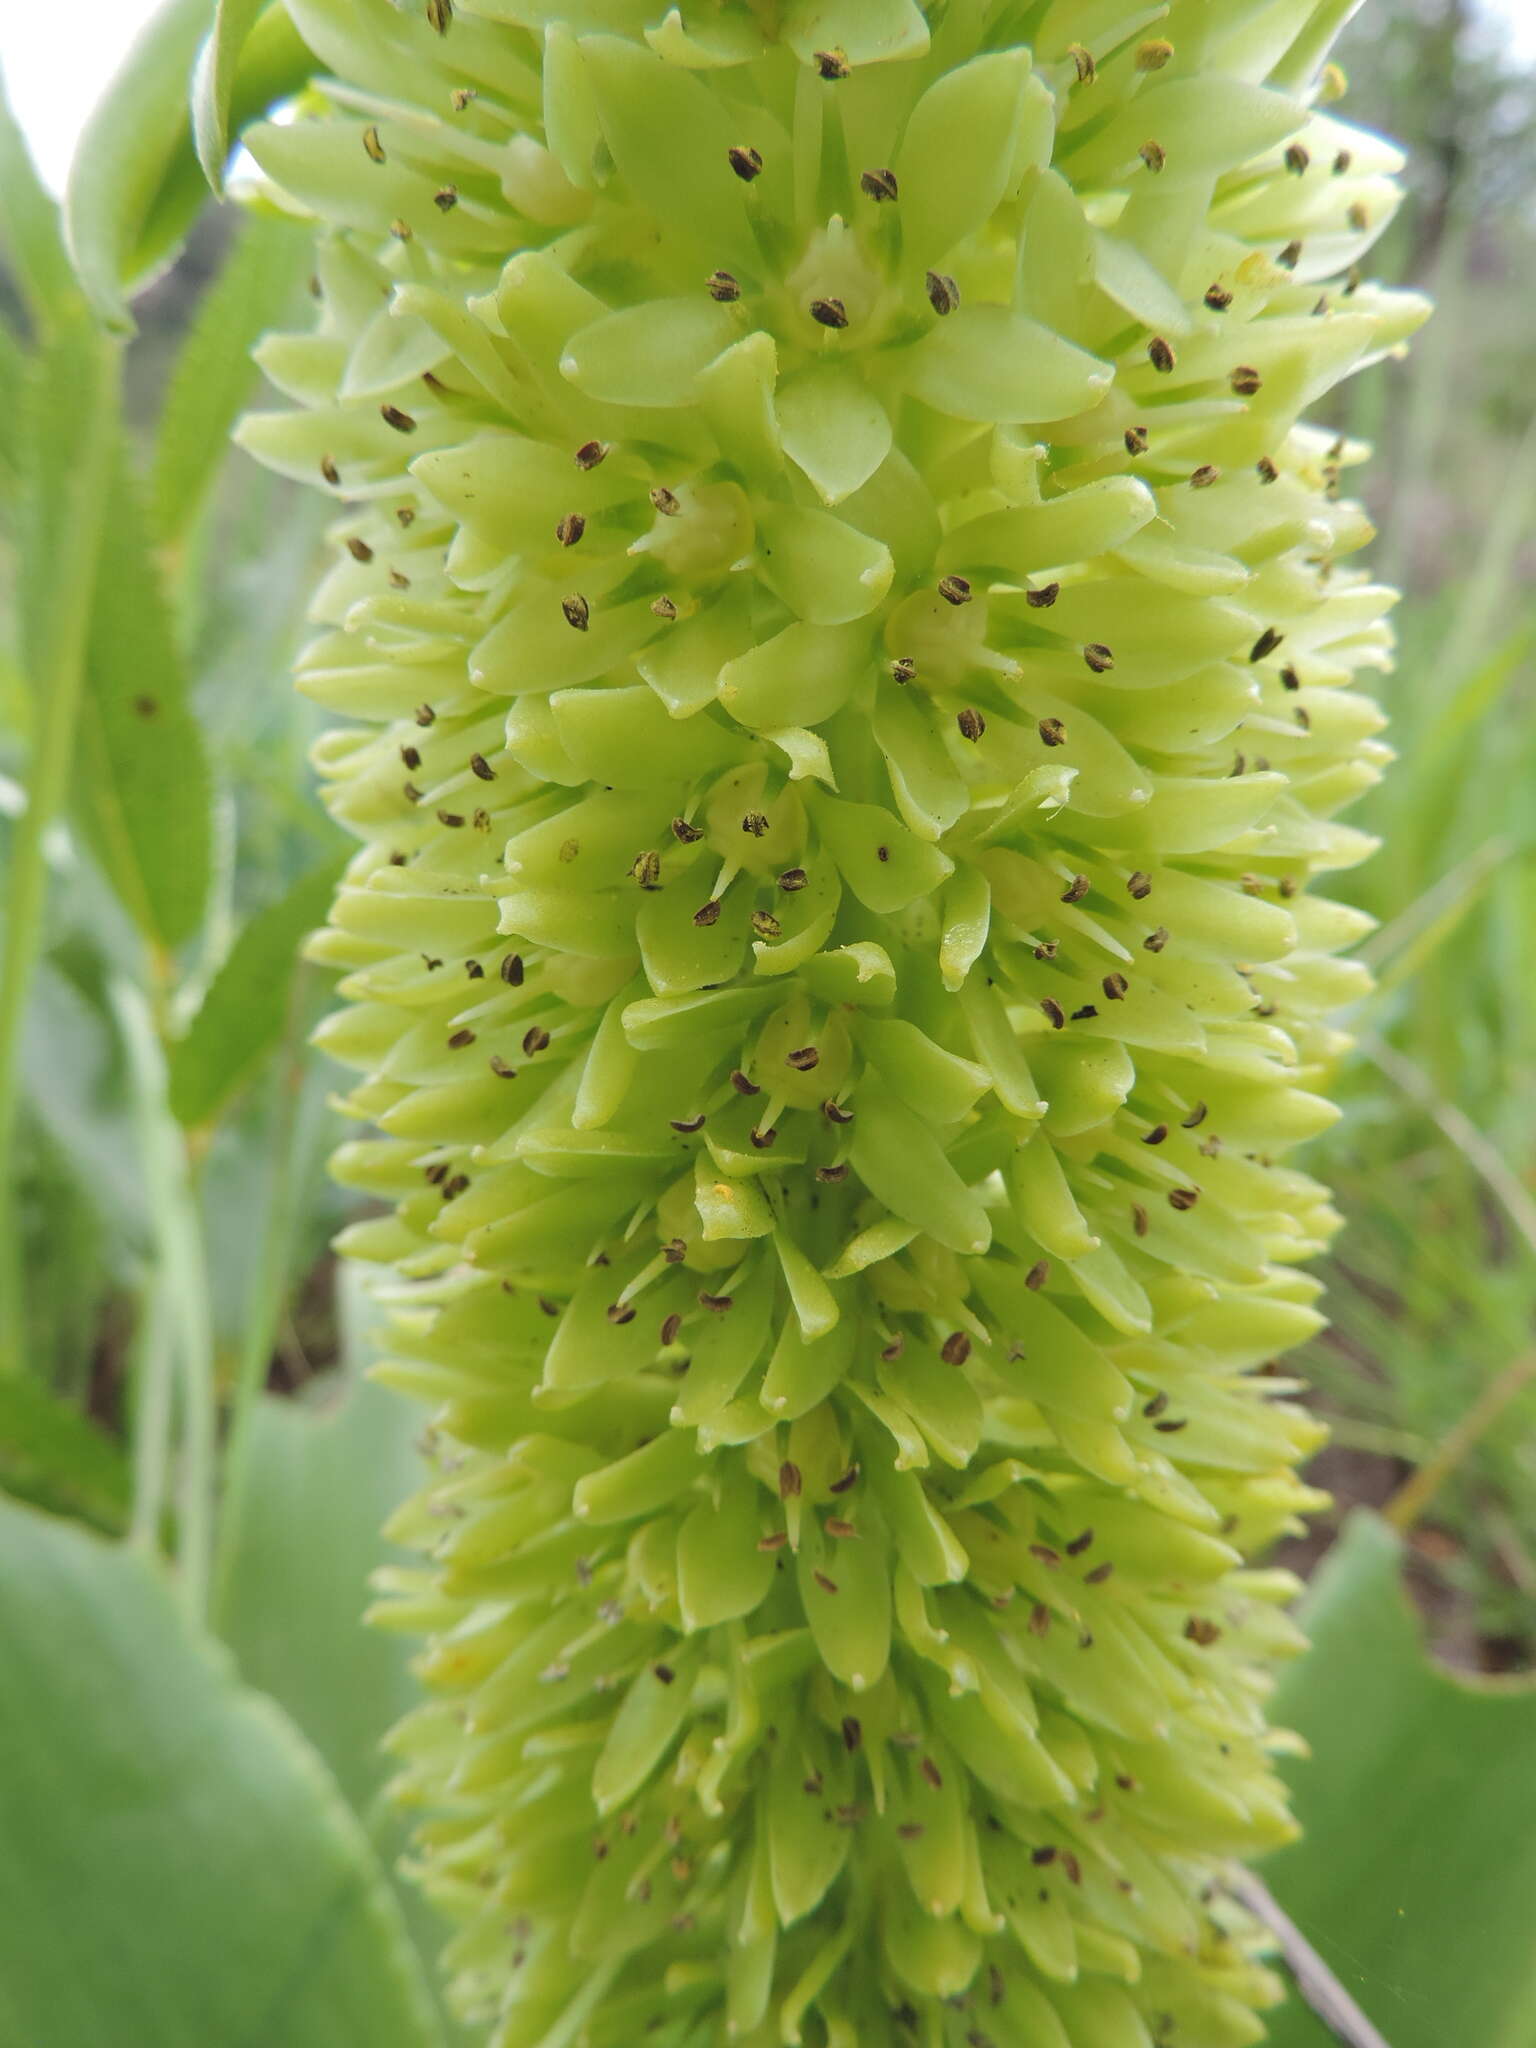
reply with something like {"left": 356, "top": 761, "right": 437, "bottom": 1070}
{"left": 238, "top": 3, "right": 1425, "bottom": 2041}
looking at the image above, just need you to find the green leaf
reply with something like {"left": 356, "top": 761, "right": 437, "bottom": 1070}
{"left": 0, "top": 64, "right": 77, "bottom": 330}
{"left": 0, "top": 1378, "right": 129, "bottom": 1533}
{"left": 73, "top": 450, "right": 213, "bottom": 950}
{"left": 151, "top": 208, "right": 313, "bottom": 543}
{"left": 192, "top": 0, "right": 270, "bottom": 192}
{"left": 169, "top": 851, "right": 346, "bottom": 1128}
{"left": 1264, "top": 1511, "right": 1536, "bottom": 2048}
{"left": 216, "top": 1369, "right": 422, "bottom": 1812}
{"left": 0, "top": 1494, "right": 443, "bottom": 2047}
{"left": 63, "top": 0, "right": 216, "bottom": 330}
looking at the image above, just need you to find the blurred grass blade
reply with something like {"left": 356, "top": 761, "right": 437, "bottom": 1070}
{"left": 152, "top": 208, "right": 312, "bottom": 544}
{"left": 1264, "top": 1512, "right": 1536, "bottom": 2048}
{"left": 76, "top": 451, "right": 212, "bottom": 949}
{"left": 0, "top": 321, "right": 118, "bottom": 1375}
{"left": 63, "top": 0, "right": 215, "bottom": 331}
{"left": 169, "top": 848, "right": 346, "bottom": 1128}
{"left": 0, "top": 1376, "right": 130, "bottom": 1532}
{"left": 0, "top": 1496, "right": 444, "bottom": 2048}
{"left": 0, "top": 63, "right": 77, "bottom": 331}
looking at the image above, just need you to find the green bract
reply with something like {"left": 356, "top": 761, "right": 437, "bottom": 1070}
{"left": 238, "top": 3, "right": 1424, "bottom": 2042}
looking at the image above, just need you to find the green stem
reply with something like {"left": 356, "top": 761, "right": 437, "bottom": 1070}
{"left": 0, "top": 330, "right": 119, "bottom": 1375}
{"left": 112, "top": 978, "right": 217, "bottom": 1621}
{"left": 211, "top": 970, "right": 319, "bottom": 1626}
{"left": 128, "top": 1267, "right": 176, "bottom": 1556}
{"left": 1383, "top": 1351, "right": 1536, "bottom": 1536}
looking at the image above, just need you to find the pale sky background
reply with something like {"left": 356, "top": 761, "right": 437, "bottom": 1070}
{"left": 2, "top": 0, "right": 1534, "bottom": 194}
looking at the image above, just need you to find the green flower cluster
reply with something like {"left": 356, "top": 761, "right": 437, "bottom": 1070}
{"left": 238, "top": 2, "right": 1425, "bottom": 2042}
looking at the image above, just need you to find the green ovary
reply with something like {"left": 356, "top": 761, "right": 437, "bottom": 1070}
{"left": 238, "top": 3, "right": 1424, "bottom": 2042}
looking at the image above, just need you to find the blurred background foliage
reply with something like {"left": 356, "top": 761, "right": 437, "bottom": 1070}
{"left": 0, "top": 1, "right": 1533, "bottom": 2044}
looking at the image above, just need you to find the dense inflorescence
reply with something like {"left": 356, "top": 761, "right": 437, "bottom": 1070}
{"left": 239, "top": 2, "right": 1425, "bottom": 2042}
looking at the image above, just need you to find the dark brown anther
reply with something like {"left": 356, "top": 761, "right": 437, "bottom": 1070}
{"left": 1184, "top": 1616, "right": 1222, "bottom": 1646}
{"left": 1029, "top": 1603, "right": 1051, "bottom": 1637}
{"left": 555, "top": 512, "right": 585, "bottom": 547}
{"left": 825, "top": 1516, "right": 856, "bottom": 1539}
{"left": 1347, "top": 200, "right": 1370, "bottom": 231}
{"left": 1250, "top": 626, "right": 1284, "bottom": 662}
{"left": 860, "top": 166, "right": 899, "bottom": 202}
{"left": 436, "top": 807, "right": 463, "bottom": 827}
{"left": 814, "top": 47, "right": 849, "bottom": 77}
{"left": 1256, "top": 455, "right": 1280, "bottom": 484}
{"left": 400, "top": 745, "right": 421, "bottom": 770}
{"left": 729, "top": 1069, "right": 760, "bottom": 1096}
{"left": 926, "top": 271, "right": 961, "bottom": 317}
{"left": 1138, "top": 141, "right": 1166, "bottom": 174}
{"left": 500, "top": 952, "right": 524, "bottom": 985}
{"left": 1143, "top": 926, "right": 1169, "bottom": 952}
{"left": 699, "top": 1290, "right": 733, "bottom": 1312}
{"left": 1126, "top": 871, "right": 1152, "bottom": 899}
{"left": 447, "top": 1027, "right": 476, "bottom": 1050}
{"left": 1143, "top": 1123, "right": 1169, "bottom": 1145}
{"left": 1155, "top": 1415, "right": 1188, "bottom": 1433}
{"left": 758, "top": 1530, "right": 788, "bottom": 1551}
{"left": 630, "top": 849, "right": 662, "bottom": 889}
{"left": 741, "top": 811, "right": 770, "bottom": 837}
{"left": 441, "top": 1173, "right": 469, "bottom": 1201}
{"left": 1040, "top": 997, "right": 1066, "bottom": 1030}
{"left": 1038, "top": 716, "right": 1067, "bottom": 747}
{"left": 654, "top": 1662, "right": 676, "bottom": 1685}
{"left": 1034, "top": 940, "right": 1057, "bottom": 960}
{"left": 575, "top": 439, "right": 609, "bottom": 470}
{"left": 1168, "top": 1186, "right": 1199, "bottom": 1210}
{"left": 1131, "top": 1202, "right": 1149, "bottom": 1236}
{"left": 876, "top": 846, "right": 890, "bottom": 862}
{"left": 1204, "top": 283, "right": 1233, "bottom": 313}
{"left": 606, "top": 1300, "right": 636, "bottom": 1325}
{"left": 522, "top": 1025, "right": 551, "bottom": 1055}
{"left": 706, "top": 269, "right": 741, "bottom": 302}
{"left": 670, "top": 815, "right": 703, "bottom": 843}
{"left": 363, "top": 125, "right": 386, "bottom": 163}
{"left": 1102, "top": 972, "right": 1128, "bottom": 1001}
{"left": 470, "top": 752, "right": 496, "bottom": 781}
{"left": 561, "top": 593, "right": 591, "bottom": 632}
{"left": 1025, "top": 1259, "right": 1050, "bottom": 1291}
{"left": 1190, "top": 464, "right": 1220, "bottom": 489}
{"left": 1030, "top": 1544, "right": 1061, "bottom": 1569}
{"left": 810, "top": 296, "right": 849, "bottom": 328}
{"left": 823, "top": 1098, "right": 854, "bottom": 1124}
{"left": 693, "top": 899, "right": 722, "bottom": 927}
{"left": 488, "top": 1054, "right": 516, "bottom": 1078}
{"left": 1061, "top": 873, "right": 1090, "bottom": 903}
{"left": 662, "top": 1238, "right": 687, "bottom": 1264}
{"left": 938, "top": 573, "right": 972, "bottom": 606}
{"left": 830, "top": 1465, "right": 860, "bottom": 1494}
{"left": 450, "top": 86, "right": 476, "bottom": 111}
{"left": 1066, "top": 43, "right": 1095, "bottom": 82}
{"left": 749, "top": 1125, "right": 778, "bottom": 1149}
{"left": 1285, "top": 142, "right": 1310, "bottom": 175}
{"left": 727, "top": 144, "right": 763, "bottom": 181}
{"left": 651, "top": 595, "right": 679, "bottom": 620}
{"left": 816, "top": 1162, "right": 849, "bottom": 1183}
{"left": 841, "top": 1716, "right": 862, "bottom": 1751}
{"left": 751, "top": 910, "right": 782, "bottom": 940}
{"left": 1230, "top": 364, "right": 1262, "bottom": 396}
{"left": 778, "top": 1461, "right": 803, "bottom": 1499}
{"left": 920, "top": 1755, "right": 944, "bottom": 1789}
{"left": 433, "top": 185, "right": 458, "bottom": 211}
{"left": 380, "top": 404, "right": 416, "bottom": 433}
{"left": 1277, "top": 239, "right": 1302, "bottom": 269}
{"left": 650, "top": 486, "right": 681, "bottom": 517}
{"left": 1071, "top": 1004, "right": 1098, "bottom": 1021}
{"left": 1124, "top": 425, "right": 1150, "bottom": 454}
{"left": 1065, "top": 1527, "right": 1093, "bottom": 1557}
{"left": 426, "top": 0, "right": 452, "bottom": 30}
{"left": 940, "top": 1331, "right": 972, "bottom": 1366}
{"left": 778, "top": 868, "right": 807, "bottom": 891}
{"left": 956, "top": 706, "right": 985, "bottom": 742}
{"left": 465, "top": 960, "right": 483, "bottom": 978}
{"left": 786, "top": 1046, "right": 820, "bottom": 1071}
{"left": 414, "top": 702, "right": 435, "bottom": 726}
{"left": 319, "top": 453, "right": 341, "bottom": 486}
{"left": 1027, "top": 580, "right": 1061, "bottom": 608}
{"left": 388, "top": 569, "right": 410, "bottom": 590}
{"left": 1136, "top": 37, "right": 1173, "bottom": 68}
{"left": 890, "top": 655, "right": 916, "bottom": 682}
{"left": 1083, "top": 644, "right": 1115, "bottom": 673}
{"left": 814, "top": 1571, "right": 839, "bottom": 1595}
{"left": 473, "top": 807, "right": 491, "bottom": 833}
{"left": 1147, "top": 336, "right": 1176, "bottom": 373}
{"left": 1181, "top": 1101, "right": 1207, "bottom": 1128}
